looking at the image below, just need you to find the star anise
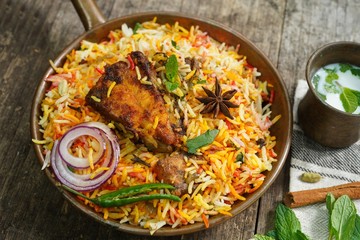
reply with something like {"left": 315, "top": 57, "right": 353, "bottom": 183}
{"left": 196, "top": 78, "right": 239, "bottom": 119}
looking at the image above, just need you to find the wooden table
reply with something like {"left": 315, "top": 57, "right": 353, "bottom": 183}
{"left": 1, "top": 0, "right": 359, "bottom": 239}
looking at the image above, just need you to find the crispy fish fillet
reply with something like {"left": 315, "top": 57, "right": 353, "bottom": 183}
{"left": 85, "top": 51, "right": 181, "bottom": 152}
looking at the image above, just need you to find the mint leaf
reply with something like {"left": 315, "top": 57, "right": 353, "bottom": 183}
{"left": 186, "top": 129, "right": 219, "bottom": 154}
{"left": 339, "top": 63, "right": 352, "bottom": 73}
{"left": 252, "top": 235, "right": 275, "bottom": 240}
{"left": 292, "top": 230, "right": 310, "bottom": 240}
{"left": 164, "top": 81, "right": 179, "bottom": 91}
{"left": 351, "top": 68, "right": 360, "bottom": 77}
{"left": 324, "top": 83, "right": 341, "bottom": 94}
{"left": 340, "top": 88, "right": 358, "bottom": 113}
{"left": 275, "top": 204, "right": 302, "bottom": 240}
{"left": 331, "top": 195, "right": 357, "bottom": 240}
{"left": 325, "top": 71, "right": 339, "bottom": 84}
{"left": 351, "top": 89, "right": 360, "bottom": 105}
{"left": 266, "top": 230, "right": 277, "bottom": 238}
{"left": 351, "top": 215, "right": 360, "bottom": 240}
{"left": 165, "top": 55, "right": 178, "bottom": 82}
{"left": 326, "top": 193, "right": 336, "bottom": 239}
{"left": 313, "top": 74, "right": 320, "bottom": 89}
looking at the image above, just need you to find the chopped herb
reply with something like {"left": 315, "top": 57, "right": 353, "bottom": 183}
{"left": 186, "top": 129, "right": 219, "bottom": 154}
{"left": 313, "top": 74, "right": 320, "bottom": 90}
{"left": 164, "top": 81, "right": 179, "bottom": 91}
{"left": 133, "top": 22, "right": 142, "bottom": 34}
{"left": 235, "top": 152, "right": 244, "bottom": 163}
{"left": 324, "top": 83, "right": 341, "bottom": 94}
{"left": 171, "top": 40, "right": 177, "bottom": 47}
{"left": 351, "top": 68, "right": 360, "bottom": 77}
{"left": 325, "top": 70, "right": 339, "bottom": 84}
{"left": 340, "top": 88, "right": 358, "bottom": 113}
{"left": 197, "top": 79, "right": 207, "bottom": 84}
{"left": 165, "top": 54, "right": 178, "bottom": 82}
{"left": 339, "top": 63, "right": 352, "bottom": 73}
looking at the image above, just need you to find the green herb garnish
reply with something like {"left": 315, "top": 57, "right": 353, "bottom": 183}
{"left": 253, "top": 194, "right": 360, "bottom": 240}
{"left": 235, "top": 152, "right": 244, "bottom": 163}
{"left": 133, "top": 22, "right": 142, "bottom": 34}
{"left": 339, "top": 63, "right": 352, "bottom": 73}
{"left": 165, "top": 54, "right": 178, "bottom": 82}
{"left": 340, "top": 88, "right": 358, "bottom": 113}
{"left": 325, "top": 70, "right": 339, "bottom": 84}
{"left": 164, "top": 81, "right": 179, "bottom": 91}
{"left": 186, "top": 129, "right": 219, "bottom": 154}
{"left": 329, "top": 195, "right": 357, "bottom": 240}
{"left": 351, "top": 68, "right": 360, "bottom": 78}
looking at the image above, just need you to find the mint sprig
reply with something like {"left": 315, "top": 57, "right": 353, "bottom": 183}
{"left": 340, "top": 88, "right": 358, "bottom": 113}
{"left": 252, "top": 194, "right": 360, "bottom": 240}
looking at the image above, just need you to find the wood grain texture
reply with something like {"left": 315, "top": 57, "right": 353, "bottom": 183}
{"left": 1, "top": 0, "right": 359, "bottom": 239}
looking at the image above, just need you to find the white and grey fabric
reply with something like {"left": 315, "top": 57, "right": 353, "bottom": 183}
{"left": 290, "top": 80, "right": 360, "bottom": 239}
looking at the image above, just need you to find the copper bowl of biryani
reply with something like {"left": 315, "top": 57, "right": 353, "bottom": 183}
{"left": 30, "top": 0, "right": 292, "bottom": 236}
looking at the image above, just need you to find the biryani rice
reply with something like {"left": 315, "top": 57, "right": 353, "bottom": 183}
{"left": 36, "top": 18, "right": 280, "bottom": 233}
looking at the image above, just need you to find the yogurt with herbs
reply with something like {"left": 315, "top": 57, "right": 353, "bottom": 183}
{"left": 312, "top": 63, "right": 360, "bottom": 114}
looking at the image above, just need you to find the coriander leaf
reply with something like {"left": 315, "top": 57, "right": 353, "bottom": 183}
{"left": 339, "top": 63, "right": 352, "bottom": 73}
{"left": 165, "top": 55, "right": 178, "bottom": 82}
{"left": 351, "top": 68, "right": 360, "bottom": 77}
{"left": 340, "top": 88, "right": 358, "bottom": 113}
{"left": 133, "top": 22, "right": 142, "bottom": 34}
{"left": 171, "top": 40, "right": 177, "bottom": 47}
{"left": 325, "top": 71, "right": 339, "bottom": 84}
{"left": 275, "top": 204, "right": 302, "bottom": 240}
{"left": 252, "top": 235, "right": 275, "bottom": 240}
{"left": 331, "top": 195, "right": 357, "bottom": 240}
{"left": 186, "top": 129, "right": 219, "bottom": 154}
{"left": 351, "top": 215, "right": 360, "bottom": 240}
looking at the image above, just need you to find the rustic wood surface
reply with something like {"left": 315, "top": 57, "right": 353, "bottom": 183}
{"left": 1, "top": 0, "right": 359, "bottom": 239}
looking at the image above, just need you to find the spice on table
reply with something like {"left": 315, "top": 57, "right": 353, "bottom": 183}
{"left": 300, "top": 172, "right": 322, "bottom": 183}
{"left": 284, "top": 182, "right": 360, "bottom": 208}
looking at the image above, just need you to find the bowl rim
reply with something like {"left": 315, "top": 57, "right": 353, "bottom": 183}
{"left": 305, "top": 40, "right": 360, "bottom": 118}
{"left": 30, "top": 11, "right": 292, "bottom": 236}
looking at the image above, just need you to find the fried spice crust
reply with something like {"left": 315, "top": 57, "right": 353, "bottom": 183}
{"left": 86, "top": 51, "right": 181, "bottom": 152}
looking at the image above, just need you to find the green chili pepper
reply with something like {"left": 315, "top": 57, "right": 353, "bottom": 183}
{"left": 62, "top": 183, "right": 180, "bottom": 208}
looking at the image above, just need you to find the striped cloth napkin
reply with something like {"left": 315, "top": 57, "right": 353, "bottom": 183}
{"left": 290, "top": 80, "right": 360, "bottom": 239}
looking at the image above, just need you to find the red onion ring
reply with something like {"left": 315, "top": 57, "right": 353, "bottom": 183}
{"left": 58, "top": 126, "right": 106, "bottom": 169}
{"left": 50, "top": 122, "right": 120, "bottom": 192}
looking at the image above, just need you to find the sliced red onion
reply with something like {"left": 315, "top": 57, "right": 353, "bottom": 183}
{"left": 58, "top": 125, "right": 106, "bottom": 169}
{"left": 50, "top": 122, "right": 120, "bottom": 192}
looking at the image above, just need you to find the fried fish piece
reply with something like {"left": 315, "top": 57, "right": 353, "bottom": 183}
{"left": 85, "top": 51, "right": 181, "bottom": 152}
